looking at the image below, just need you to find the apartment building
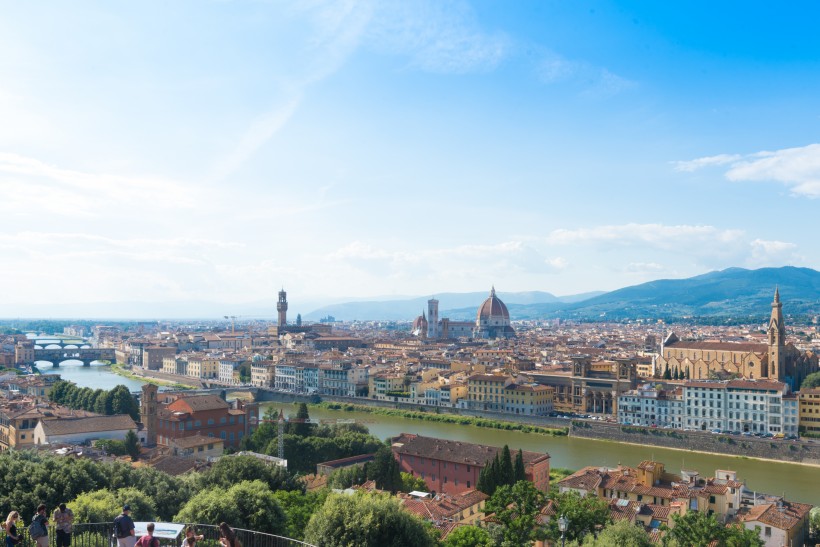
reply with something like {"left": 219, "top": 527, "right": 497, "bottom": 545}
{"left": 155, "top": 394, "right": 258, "bottom": 448}
{"left": 618, "top": 384, "right": 683, "bottom": 428}
{"left": 250, "top": 360, "right": 276, "bottom": 388}
{"left": 460, "top": 374, "right": 554, "bottom": 416}
{"left": 798, "top": 388, "right": 820, "bottom": 436}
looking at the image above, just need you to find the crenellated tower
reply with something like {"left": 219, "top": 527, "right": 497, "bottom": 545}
{"left": 140, "top": 383, "right": 158, "bottom": 447}
{"left": 277, "top": 288, "right": 288, "bottom": 326}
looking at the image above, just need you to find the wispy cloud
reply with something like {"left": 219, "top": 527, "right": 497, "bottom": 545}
{"left": 537, "top": 51, "right": 636, "bottom": 97}
{"left": 0, "top": 153, "right": 196, "bottom": 217}
{"left": 674, "top": 144, "right": 820, "bottom": 198}
{"left": 546, "top": 223, "right": 743, "bottom": 249}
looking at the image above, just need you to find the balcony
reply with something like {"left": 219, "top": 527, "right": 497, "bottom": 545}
{"left": 13, "top": 523, "right": 315, "bottom": 547}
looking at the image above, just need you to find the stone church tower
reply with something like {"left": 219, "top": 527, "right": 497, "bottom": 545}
{"left": 277, "top": 288, "right": 288, "bottom": 326}
{"left": 427, "top": 298, "right": 439, "bottom": 339}
{"left": 140, "top": 383, "right": 158, "bottom": 447}
{"left": 768, "top": 287, "right": 786, "bottom": 381}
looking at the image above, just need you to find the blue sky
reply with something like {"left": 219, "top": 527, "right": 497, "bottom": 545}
{"left": 1, "top": 1, "right": 819, "bottom": 316}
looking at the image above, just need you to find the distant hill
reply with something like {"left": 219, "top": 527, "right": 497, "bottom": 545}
{"left": 557, "top": 266, "right": 820, "bottom": 321}
{"left": 303, "top": 291, "right": 601, "bottom": 321}
{"left": 304, "top": 267, "right": 820, "bottom": 322}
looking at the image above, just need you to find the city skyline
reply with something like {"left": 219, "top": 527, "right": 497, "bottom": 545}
{"left": 2, "top": 1, "right": 820, "bottom": 315}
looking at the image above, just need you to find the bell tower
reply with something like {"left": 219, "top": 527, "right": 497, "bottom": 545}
{"left": 277, "top": 288, "right": 288, "bottom": 326}
{"left": 427, "top": 298, "right": 439, "bottom": 339}
{"left": 768, "top": 287, "right": 786, "bottom": 380}
{"left": 140, "top": 383, "right": 158, "bottom": 447}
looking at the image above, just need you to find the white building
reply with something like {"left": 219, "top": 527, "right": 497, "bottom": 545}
{"left": 33, "top": 414, "right": 137, "bottom": 445}
{"left": 618, "top": 384, "right": 683, "bottom": 429}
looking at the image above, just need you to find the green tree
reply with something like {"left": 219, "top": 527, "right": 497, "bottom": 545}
{"left": 500, "top": 445, "right": 514, "bottom": 487}
{"left": 400, "top": 472, "right": 428, "bottom": 493}
{"left": 200, "top": 455, "right": 303, "bottom": 492}
{"left": 70, "top": 487, "right": 157, "bottom": 523}
{"left": 663, "top": 365, "right": 672, "bottom": 380}
{"left": 290, "top": 403, "right": 312, "bottom": 436}
{"left": 303, "top": 493, "right": 437, "bottom": 547}
{"left": 328, "top": 465, "right": 369, "bottom": 489}
{"left": 483, "top": 481, "right": 547, "bottom": 546}
{"left": 124, "top": 430, "right": 141, "bottom": 461}
{"left": 174, "top": 480, "right": 286, "bottom": 535}
{"left": 802, "top": 371, "right": 820, "bottom": 389}
{"left": 662, "top": 511, "right": 763, "bottom": 547}
{"left": 367, "top": 446, "right": 401, "bottom": 493}
{"left": 514, "top": 449, "right": 526, "bottom": 483}
{"left": 109, "top": 385, "right": 139, "bottom": 420}
{"left": 94, "top": 439, "right": 127, "bottom": 456}
{"left": 545, "top": 491, "right": 611, "bottom": 543}
{"left": 441, "top": 525, "right": 492, "bottom": 547}
{"left": 273, "top": 489, "right": 329, "bottom": 541}
{"left": 581, "top": 519, "right": 652, "bottom": 546}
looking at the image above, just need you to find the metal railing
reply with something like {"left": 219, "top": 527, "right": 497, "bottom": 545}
{"left": 2, "top": 523, "right": 315, "bottom": 547}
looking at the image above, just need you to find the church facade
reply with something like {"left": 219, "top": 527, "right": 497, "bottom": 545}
{"left": 657, "top": 288, "right": 817, "bottom": 390}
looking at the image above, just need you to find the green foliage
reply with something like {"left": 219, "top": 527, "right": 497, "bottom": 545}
{"left": 70, "top": 487, "right": 157, "bottom": 522}
{"left": 581, "top": 519, "right": 652, "bottom": 546}
{"left": 476, "top": 445, "right": 517, "bottom": 496}
{"left": 174, "top": 480, "right": 286, "bottom": 535}
{"left": 311, "top": 402, "right": 568, "bottom": 436}
{"left": 199, "top": 455, "right": 303, "bottom": 492}
{"left": 441, "top": 525, "right": 492, "bottom": 547}
{"left": 94, "top": 439, "right": 128, "bottom": 456}
{"left": 289, "top": 403, "right": 313, "bottom": 436}
{"left": 662, "top": 511, "right": 764, "bottom": 547}
{"left": 514, "top": 449, "right": 526, "bottom": 483}
{"left": 124, "top": 430, "right": 141, "bottom": 461}
{"left": 802, "top": 371, "right": 820, "bottom": 389}
{"left": 273, "top": 489, "right": 329, "bottom": 541}
{"left": 328, "top": 466, "right": 368, "bottom": 490}
{"left": 400, "top": 472, "right": 427, "bottom": 493}
{"left": 49, "top": 380, "right": 139, "bottom": 420}
{"left": 545, "top": 491, "right": 611, "bottom": 543}
{"left": 549, "top": 467, "right": 575, "bottom": 483}
{"left": 483, "top": 481, "right": 547, "bottom": 546}
{"left": 367, "top": 446, "right": 401, "bottom": 493}
{"left": 303, "top": 493, "right": 437, "bottom": 547}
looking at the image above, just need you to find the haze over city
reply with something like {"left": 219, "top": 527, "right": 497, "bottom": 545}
{"left": 2, "top": 1, "right": 820, "bottom": 317}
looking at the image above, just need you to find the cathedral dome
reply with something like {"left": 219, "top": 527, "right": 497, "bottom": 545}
{"left": 412, "top": 312, "right": 428, "bottom": 333}
{"left": 476, "top": 287, "right": 510, "bottom": 322}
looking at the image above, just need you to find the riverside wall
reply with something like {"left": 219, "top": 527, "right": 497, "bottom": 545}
{"left": 570, "top": 421, "right": 820, "bottom": 464}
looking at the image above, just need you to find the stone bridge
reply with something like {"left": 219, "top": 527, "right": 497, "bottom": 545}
{"left": 34, "top": 347, "right": 116, "bottom": 366}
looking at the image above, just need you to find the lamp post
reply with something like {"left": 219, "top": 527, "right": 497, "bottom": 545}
{"left": 558, "top": 514, "right": 568, "bottom": 547}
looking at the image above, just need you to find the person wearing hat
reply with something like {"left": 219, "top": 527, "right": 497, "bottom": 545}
{"left": 53, "top": 503, "right": 74, "bottom": 547}
{"left": 113, "top": 505, "right": 136, "bottom": 547}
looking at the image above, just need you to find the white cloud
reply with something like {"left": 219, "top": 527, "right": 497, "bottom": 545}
{"left": 0, "top": 153, "right": 197, "bottom": 217}
{"left": 749, "top": 239, "right": 800, "bottom": 267}
{"left": 672, "top": 153, "right": 742, "bottom": 172}
{"left": 675, "top": 144, "right": 820, "bottom": 197}
{"left": 546, "top": 223, "right": 743, "bottom": 250}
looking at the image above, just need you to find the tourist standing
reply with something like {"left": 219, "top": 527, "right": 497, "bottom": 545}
{"left": 218, "top": 523, "right": 240, "bottom": 547}
{"left": 135, "top": 523, "right": 158, "bottom": 547}
{"left": 181, "top": 527, "right": 203, "bottom": 547}
{"left": 53, "top": 503, "right": 74, "bottom": 547}
{"left": 113, "top": 505, "right": 136, "bottom": 547}
{"left": 4, "top": 512, "right": 20, "bottom": 547}
{"left": 30, "top": 505, "right": 49, "bottom": 547}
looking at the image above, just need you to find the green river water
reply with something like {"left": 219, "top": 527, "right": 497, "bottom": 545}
{"left": 270, "top": 404, "right": 820, "bottom": 505}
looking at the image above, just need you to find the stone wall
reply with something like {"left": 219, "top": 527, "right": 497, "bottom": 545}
{"left": 570, "top": 421, "right": 820, "bottom": 464}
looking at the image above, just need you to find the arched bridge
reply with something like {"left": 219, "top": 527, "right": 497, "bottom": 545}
{"left": 34, "top": 347, "right": 116, "bottom": 366}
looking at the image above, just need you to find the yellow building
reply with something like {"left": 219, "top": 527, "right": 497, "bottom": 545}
{"left": 463, "top": 374, "right": 554, "bottom": 415}
{"left": 369, "top": 373, "right": 407, "bottom": 400}
{"left": 798, "top": 388, "right": 820, "bottom": 436}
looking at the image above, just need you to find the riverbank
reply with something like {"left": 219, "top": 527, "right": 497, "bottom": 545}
{"left": 312, "top": 401, "right": 568, "bottom": 436}
{"left": 571, "top": 420, "right": 820, "bottom": 466}
{"left": 110, "top": 363, "right": 193, "bottom": 390}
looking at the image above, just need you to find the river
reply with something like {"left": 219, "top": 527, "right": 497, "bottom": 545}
{"left": 269, "top": 404, "right": 820, "bottom": 505}
{"left": 35, "top": 360, "right": 147, "bottom": 392}
{"left": 35, "top": 360, "right": 819, "bottom": 505}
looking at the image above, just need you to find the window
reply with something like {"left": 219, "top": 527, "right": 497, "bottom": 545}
{"left": 221, "top": 417, "right": 227, "bottom": 424}
{"left": 207, "top": 419, "right": 215, "bottom": 426}
{"left": 195, "top": 420, "right": 202, "bottom": 427}
{"left": 208, "top": 443, "right": 214, "bottom": 449}
{"left": 220, "top": 431, "right": 226, "bottom": 439}
{"left": 765, "top": 527, "right": 771, "bottom": 536}
{"left": 467, "top": 481, "right": 470, "bottom": 488}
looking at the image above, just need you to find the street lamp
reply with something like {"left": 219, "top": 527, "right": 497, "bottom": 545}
{"left": 558, "top": 514, "right": 568, "bottom": 547}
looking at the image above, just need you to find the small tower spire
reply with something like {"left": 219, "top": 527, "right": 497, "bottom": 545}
{"left": 774, "top": 285, "right": 780, "bottom": 303}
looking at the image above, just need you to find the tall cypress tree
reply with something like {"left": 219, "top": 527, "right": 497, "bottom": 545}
{"left": 663, "top": 364, "right": 672, "bottom": 380}
{"left": 514, "top": 449, "right": 526, "bottom": 482}
{"left": 500, "top": 445, "right": 514, "bottom": 486}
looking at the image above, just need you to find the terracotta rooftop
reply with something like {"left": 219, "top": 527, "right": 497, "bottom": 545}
{"left": 391, "top": 433, "right": 549, "bottom": 467}
{"left": 665, "top": 340, "right": 767, "bottom": 353}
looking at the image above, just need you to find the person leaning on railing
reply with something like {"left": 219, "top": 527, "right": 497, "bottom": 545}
{"left": 3, "top": 512, "right": 21, "bottom": 547}
{"left": 182, "top": 526, "right": 204, "bottom": 547}
{"left": 30, "top": 505, "right": 49, "bottom": 547}
{"left": 218, "top": 523, "right": 241, "bottom": 547}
